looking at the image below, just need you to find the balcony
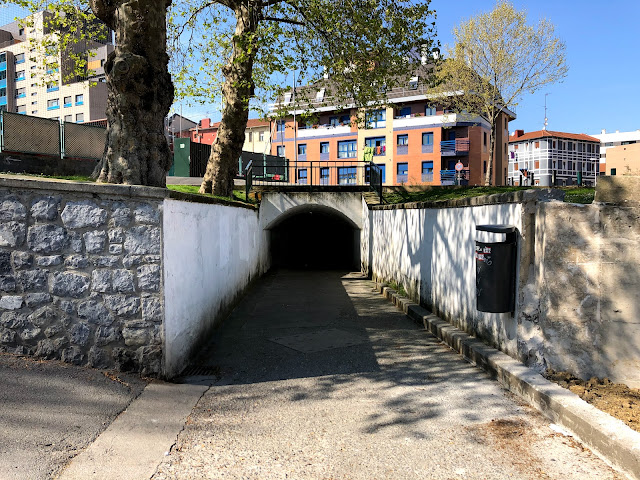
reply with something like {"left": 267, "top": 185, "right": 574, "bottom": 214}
{"left": 440, "top": 138, "right": 470, "bottom": 156}
{"left": 440, "top": 169, "right": 470, "bottom": 186}
{"left": 297, "top": 124, "right": 351, "bottom": 139}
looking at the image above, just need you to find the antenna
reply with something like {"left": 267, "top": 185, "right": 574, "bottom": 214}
{"left": 543, "top": 93, "right": 550, "bottom": 130}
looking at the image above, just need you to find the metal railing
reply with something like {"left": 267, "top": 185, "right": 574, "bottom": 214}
{"left": 441, "top": 138, "right": 470, "bottom": 156}
{"left": 245, "top": 159, "right": 383, "bottom": 202}
{"left": 440, "top": 169, "right": 470, "bottom": 186}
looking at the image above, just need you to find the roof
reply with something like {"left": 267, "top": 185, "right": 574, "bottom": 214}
{"left": 509, "top": 130, "right": 600, "bottom": 143}
{"left": 245, "top": 119, "right": 270, "bottom": 128}
{"left": 189, "top": 119, "right": 268, "bottom": 131}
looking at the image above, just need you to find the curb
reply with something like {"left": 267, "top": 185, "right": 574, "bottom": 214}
{"left": 375, "top": 283, "right": 640, "bottom": 480}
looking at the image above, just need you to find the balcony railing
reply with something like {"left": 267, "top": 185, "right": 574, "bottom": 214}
{"left": 422, "top": 144, "right": 434, "bottom": 154}
{"left": 397, "top": 145, "right": 408, "bottom": 155}
{"left": 440, "top": 169, "right": 470, "bottom": 186}
{"left": 441, "top": 138, "right": 470, "bottom": 156}
{"left": 397, "top": 174, "right": 408, "bottom": 184}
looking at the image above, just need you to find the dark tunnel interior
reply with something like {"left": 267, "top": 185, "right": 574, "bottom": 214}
{"left": 269, "top": 209, "right": 360, "bottom": 270}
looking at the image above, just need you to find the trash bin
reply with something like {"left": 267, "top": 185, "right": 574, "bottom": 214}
{"left": 475, "top": 225, "right": 517, "bottom": 313}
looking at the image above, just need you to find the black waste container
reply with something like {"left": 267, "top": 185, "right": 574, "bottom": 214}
{"left": 475, "top": 225, "right": 517, "bottom": 313}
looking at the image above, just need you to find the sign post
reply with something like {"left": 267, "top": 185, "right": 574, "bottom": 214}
{"left": 455, "top": 161, "right": 464, "bottom": 186}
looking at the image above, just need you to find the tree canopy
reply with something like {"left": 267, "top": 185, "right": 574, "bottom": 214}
{"left": 8, "top": 0, "right": 437, "bottom": 192}
{"left": 432, "top": 0, "right": 568, "bottom": 185}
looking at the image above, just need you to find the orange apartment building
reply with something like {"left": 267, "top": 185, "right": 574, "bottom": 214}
{"left": 269, "top": 79, "right": 515, "bottom": 186}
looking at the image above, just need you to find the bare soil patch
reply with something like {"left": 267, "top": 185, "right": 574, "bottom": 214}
{"left": 545, "top": 369, "right": 640, "bottom": 432}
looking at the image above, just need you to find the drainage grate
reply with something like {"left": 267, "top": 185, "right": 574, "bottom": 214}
{"left": 179, "top": 365, "right": 221, "bottom": 377}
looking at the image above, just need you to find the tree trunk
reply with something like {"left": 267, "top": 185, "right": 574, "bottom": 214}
{"left": 199, "top": 1, "right": 258, "bottom": 197}
{"left": 90, "top": 0, "right": 174, "bottom": 187}
{"left": 485, "top": 126, "right": 496, "bottom": 186}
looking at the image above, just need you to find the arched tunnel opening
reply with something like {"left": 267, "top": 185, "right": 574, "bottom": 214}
{"left": 269, "top": 207, "right": 361, "bottom": 270}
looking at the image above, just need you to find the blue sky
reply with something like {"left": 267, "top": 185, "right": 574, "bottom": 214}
{"left": 3, "top": 1, "right": 638, "bottom": 136}
{"left": 431, "top": 0, "right": 640, "bottom": 136}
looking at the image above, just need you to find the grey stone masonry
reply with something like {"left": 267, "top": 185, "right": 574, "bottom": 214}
{"left": 0, "top": 179, "right": 166, "bottom": 376}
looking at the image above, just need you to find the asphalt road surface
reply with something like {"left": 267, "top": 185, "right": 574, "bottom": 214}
{"left": 0, "top": 354, "right": 146, "bottom": 480}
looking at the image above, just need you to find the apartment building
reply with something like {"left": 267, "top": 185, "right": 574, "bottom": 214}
{"left": 269, "top": 75, "right": 514, "bottom": 186}
{"left": 0, "top": 11, "right": 113, "bottom": 123}
{"left": 508, "top": 130, "right": 600, "bottom": 187}
{"left": 602, "top": 143, "right": 640, "bottom": 176}
{"left": 592, "top": 129, "right": 640, "bottom": 173}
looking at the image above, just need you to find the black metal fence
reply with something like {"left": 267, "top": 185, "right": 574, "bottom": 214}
{"left": 245, "top": 159, "right": 383, "bottom": 202}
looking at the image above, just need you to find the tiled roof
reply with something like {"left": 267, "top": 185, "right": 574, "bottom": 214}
{"left": 509, "top": 130, "right": 600, "bottom": 143}
{"left": 246, "top": 118, "right": 270, "bottom": 128}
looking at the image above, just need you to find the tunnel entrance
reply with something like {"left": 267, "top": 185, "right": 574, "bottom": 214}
{"left": 269, "top": 207, "right": 360, "bottom": 270}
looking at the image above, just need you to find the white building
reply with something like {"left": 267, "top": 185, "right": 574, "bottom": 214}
{"left": 0, "top": 11, "right": 113, "bottom": 123}
{"left": 591, "top": 129, "right": 640, "bottom": 172}
{"left": 508, "top": 130, "right": 600, "bottom": 187}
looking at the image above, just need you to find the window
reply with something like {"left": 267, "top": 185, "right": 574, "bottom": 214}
{"left": 398, "top": 106, "right": 411, "bottom": 118}
{"left": 15, "top": 70, "right": 25, "bottom": 81}
{"left": 397, "top": 163, "right": 408, "bottom": 183}
{"left": 425, "top": 104, "right": 436, "bottom": 116}
{"left": 422, "top": 132, "right": 433, "bottom": 145}
{"left": 259, "top": 131, "right": 264, "bottom": 142}
{"left": 397, "top": 134, "right": 408, "bottom": 146}
{"left": 298, "top": 144, "right": 306, "bottom": 155}
{"left": 248, "top": 132, "right": 253, "bottom": 142}
{"left": 75, "top": 94, "right": 84, "bottom": 105}
{"left": 15, "top": 53, "right": 25, "bottom": 64}
{"left": 76, "top": 113, "right": 84, "bottom": 123}
{"left": 15, "top": 87, "right": 26, "bottom": 98}
{"left": 276, "top": 120, "right": 285, "bottom": 132}
{"left": 483, "top": 132, "right": 487, "bottom": 146}
{"left": 365, "top": 109, "right": 385, "bottom": 129}
{"left": 409, "top": 76, "right": 418, "bottom": 90}
{"left": 64, "top": 96, "right": 72, "bottom": 107}
{"left": 30, "top": 82, "right": 37, "bottom": 87}
{"left": 47, "top": 98, "right": 59, "bottom": 110}
{"left": 46, "top": 82, "right": 59, "bottom": 92}
{"left": 277, "top": 145, "right": 285, "bottom": 157}
{"left": 338, "top": 140, "right": 357, "bottom": 158}
{"left": 297, "top": 169, "right": 307, "bottom": 184}
{"left": 0, "top": 71, "right": 5, "bottom": 81}
{"left": 422, "top": 161, "right": 433, "bottom": 182}
{"left": 64, "top": 115, "right": 72, "bottom": 122}
{"left": 535, "top": 141, "right": 540, "bottom": 149}
{"left": 320, "top": 167, "right": 330, "bottom": 184}
{"left": 31, "top": 110, "right": 37, "bottom": 114}
{"left": 18, "top": 28, "right": 24, "bottom": 36}
{"left": 338, "top": 166, "right": 357, "bottom": 185}
{"left": 320, "top": 142, "right": 329, "bottom": 154}
{"left": 16, "top": 105, "right": 26, "bottom": 114}
{"left": 31, "top": 100, "right": 36, "bottom": 105}
{"left": 365, "top": 136, "right": 386, "bottom": 155}
{"left": 611, "top": 168, "right": 616, "bottom": 176}
{"left": 98, "top": 77, "right": 106, "bottom": 83}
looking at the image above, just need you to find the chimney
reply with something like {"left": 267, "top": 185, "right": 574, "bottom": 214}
{"left": 601, "top": 129, "right": 606, "bottom": 134}
{"left": 514, "top": 129, "right": 525, "bottom": 138}
{"left": 200, "top": 118, "right": 211, "bottom": 129}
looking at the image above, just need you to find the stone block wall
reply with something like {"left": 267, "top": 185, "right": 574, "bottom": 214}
{"left": 0, "top": 180, "right": 165, "bottom": 376}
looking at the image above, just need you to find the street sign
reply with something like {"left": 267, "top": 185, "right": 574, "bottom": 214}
{"left": 455, "top": 162, "right": 464, "bottom": 172}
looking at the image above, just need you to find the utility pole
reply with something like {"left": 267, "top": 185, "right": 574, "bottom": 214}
{"left": 543, "top": 93, "right": 550, "bottom": 130}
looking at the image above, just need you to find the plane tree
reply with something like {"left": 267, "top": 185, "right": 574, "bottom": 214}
{"left": 12, "top": 0, "right": 437, "bottom": 194}
{"left": 169, "top": 0, "right": 437, "bottom": 196}
{"left": 431, "top": 1, "right": 568, "bottom": 185}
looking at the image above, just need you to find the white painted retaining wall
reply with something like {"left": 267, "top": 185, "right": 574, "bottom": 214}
{"left": 162, "top": 199, "right": 268, "bottom": 377}
{"left": 362, "top": 194, "right": 531, "bottom": 357}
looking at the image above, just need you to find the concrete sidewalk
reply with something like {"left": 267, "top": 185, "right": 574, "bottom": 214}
{"left": 151, "top": 270, "right": 623, "bottom": 479}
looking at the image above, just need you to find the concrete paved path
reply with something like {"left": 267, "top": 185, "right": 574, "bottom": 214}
{"left": 152, "top": 270, "right": 623, "bottom": 479}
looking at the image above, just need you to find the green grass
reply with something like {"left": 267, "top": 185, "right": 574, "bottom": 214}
{"left": 382, "top": 186, "right": 596, "bottom": 205}
{"left": 382, "top": 186, "right": 527, "bottom": 205}
{"left": 562, "top": 187, "right": 595, "bottom": 204}
{"left": 166, "top": 184, "right": 256, "bottom": 204}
